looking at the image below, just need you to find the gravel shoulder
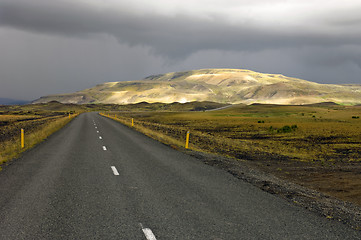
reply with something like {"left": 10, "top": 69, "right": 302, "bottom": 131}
{"left": 179, "top": 148, "right": 361, "bottom": 230}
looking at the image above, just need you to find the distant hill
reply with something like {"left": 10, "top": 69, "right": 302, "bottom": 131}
{"left": 0, "top": 98, "right": 29, "bottom": 105}
{"left": 32, "top": 69, "right": 361, "bottom": 105}
{"left": 0, "top": 100, "right": 227, "bottom": 113}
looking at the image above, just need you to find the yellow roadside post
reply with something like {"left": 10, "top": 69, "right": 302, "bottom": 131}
{"left": 69, "top": 112, "right": 71, "bottom": 119}
{"left": 185, "top": 131, "right": 190, "bottom": 149}
{"left": 131, "top": 118, "right": 134, "bottom": 127}
{"left": 21, "top": 129, "right": 24, "bottom": 148}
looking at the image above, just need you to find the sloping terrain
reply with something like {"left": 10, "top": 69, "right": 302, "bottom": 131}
{"left": 33, "top": 69, "right": 361, "bottom": 105}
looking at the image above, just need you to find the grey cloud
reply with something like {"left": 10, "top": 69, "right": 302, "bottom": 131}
{"left": 0, "top": 1, "right": 108, "bottom": 36}
{"left": 1, "top": 0, "right": 361, "bottom": 101}
{"left": 1, "top": 0, "right": 361, "bottom": 59}
{"left": 297, "top": 45, "right": 361, "bottom": 69}
{"left": 0, "top": 28, "right": 163, "bottom": 100}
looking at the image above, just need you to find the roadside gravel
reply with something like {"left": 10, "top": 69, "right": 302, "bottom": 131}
{"left": 182, "top": 149, "right": 361, "bottom": 230}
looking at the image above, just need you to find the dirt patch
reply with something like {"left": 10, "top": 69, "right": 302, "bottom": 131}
{"left": 261, "top": 161, "right": 361, "bottom": 206}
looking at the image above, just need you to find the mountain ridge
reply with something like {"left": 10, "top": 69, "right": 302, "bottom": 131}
{"left": 32, "top": 68, "right": 361, "bottom": 105}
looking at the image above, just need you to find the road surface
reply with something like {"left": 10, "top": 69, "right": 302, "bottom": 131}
{"left": 0, "top": 112, "right": 360, "bottom": 239}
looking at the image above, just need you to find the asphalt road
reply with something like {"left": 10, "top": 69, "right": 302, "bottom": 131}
{"left": 0, "top": 112, "right": 360, "bottom": 239}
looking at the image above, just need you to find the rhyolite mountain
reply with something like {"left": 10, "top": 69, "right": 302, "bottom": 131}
{"left": 33, "top": 69, "right": 361, "bottom": 105}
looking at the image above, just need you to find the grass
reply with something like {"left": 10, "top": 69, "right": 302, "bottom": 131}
{"left": 102, "top": 104, "right": 361, "bottom": 163}
{"left": 0, "top": 114, "right": 78, "bottom": 168}
{"left": 0, "top": 102, "right": 89, "bottom": 168}
{"left": 105, "top": 114, "right": 188, "bottom": 149}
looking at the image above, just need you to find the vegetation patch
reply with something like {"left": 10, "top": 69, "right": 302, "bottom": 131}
{"left": 0, "top": 104, "right": 81, "bottom": 167}
{"left": 276, "top": 125, "right": 298, "bottom": 133}
{"left": 105, "top": 104, "right": 361, "bottom": 163}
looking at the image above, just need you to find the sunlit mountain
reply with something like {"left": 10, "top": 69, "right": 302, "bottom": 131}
{"left": 33, "top": 69, "right": 361, "bottom": 105}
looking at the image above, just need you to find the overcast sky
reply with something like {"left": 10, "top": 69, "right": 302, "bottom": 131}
{"left": 0, "top": 0, "right": 361, "bottom": 101}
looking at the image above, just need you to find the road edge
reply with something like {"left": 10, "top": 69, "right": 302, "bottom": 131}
{"left": 100, "top": 113, "right": 361, "bottom": 231}
{"left": 0, "top": 114, "right": 80, "bottom": 170}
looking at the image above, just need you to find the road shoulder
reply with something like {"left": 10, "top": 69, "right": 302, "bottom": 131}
{"left": 182, "top": 149, "right": 361, "bottom": 230}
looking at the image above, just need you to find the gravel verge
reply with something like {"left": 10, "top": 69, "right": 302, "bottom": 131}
{"left": 182, "top": 148, "right": 361, "bottom": 230}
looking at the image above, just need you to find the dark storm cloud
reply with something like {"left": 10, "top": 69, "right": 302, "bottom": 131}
{"left": 1, "top": 0, "right": 361, "bottom": 60}
{"left": 0, "top": 0, "right": 360, "bottom": 101}
{"left": 307, "top": 46, "right": 361, "bottom": 69}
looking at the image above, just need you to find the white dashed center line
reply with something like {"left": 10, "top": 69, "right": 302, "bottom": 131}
{"left": 99, "top": 136, "right": 102, "bottom": 139}
{"left": 95, "top": 127, "right": 97, "bottom": 129}
{"left": 103, "top": 146, "right": 107, "bottom": 151}
{"left": 111, "top": 166, "right": 119, "bottom": 175}
{"left": 140, "top": 224, "right": 157, "bottom": 240}
{"left": 97, "top": 131, "right": 99, "bottom": 133}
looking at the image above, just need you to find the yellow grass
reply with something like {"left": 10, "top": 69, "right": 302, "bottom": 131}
{"left": 0, "top": 115, "right": 41, "bottom": 121}
{"left": 104, "top": 114, "right": 191, "bottom": 149}
{"left": 0, "top": 114, "right": 78, "bottom": 168}
{"left": 101, "top": 105, "right": 361, "bottom": 163}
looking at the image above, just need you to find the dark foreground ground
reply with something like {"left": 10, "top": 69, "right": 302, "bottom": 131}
{"left": 184, "top": 150, "right": 361, "bottom": 231}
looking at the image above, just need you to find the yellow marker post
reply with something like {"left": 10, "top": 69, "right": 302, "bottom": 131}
{"left": 131, "top": 118, "right": 134, "bottom": 127}
{"left": 21, "top": 129, "right": 24, "bottom": 148}
{"left": 185, "top": 131, "right": 190, "bottom": 149}
{"left": 69, "top": 112, "right": 71, "bottom": 119}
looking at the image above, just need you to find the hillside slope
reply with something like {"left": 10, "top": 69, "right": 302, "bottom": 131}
{"left": 33, "top": 69, "right": 361, "bottom": 105}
